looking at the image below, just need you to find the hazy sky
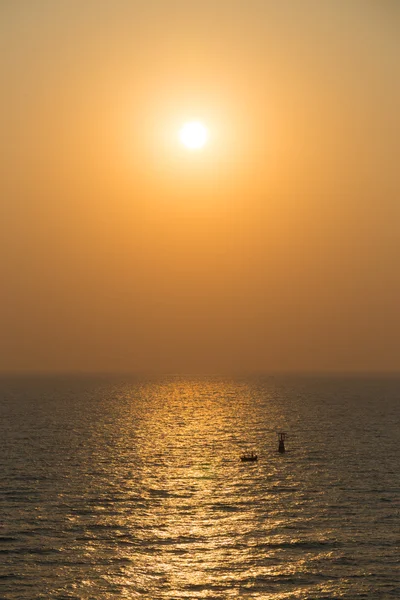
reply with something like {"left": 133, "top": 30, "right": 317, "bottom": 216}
{"left": 1, "top": 1, "right": 399, "bottom": 373}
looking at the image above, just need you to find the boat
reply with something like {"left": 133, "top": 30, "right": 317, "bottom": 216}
{"left": 240, "top": 451, "right": 258, "bottom": 462}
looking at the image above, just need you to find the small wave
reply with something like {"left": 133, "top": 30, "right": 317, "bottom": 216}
{"left": 269, "top": 486, "right": 300, "bottom": 493}
{"left": 255, "top": 539, "right": 341, "bottom": 551}
{"left": 1, "top": 546, "right": 61, "bottom": 556}
{"left": 146, "top": 488, "right": 171, "bottom": 498}
{"left": 210, "top": 502, "right": 241, "bottom": 512}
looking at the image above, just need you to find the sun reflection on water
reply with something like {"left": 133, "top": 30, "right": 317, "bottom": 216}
{"left": 53, "top": 375, "right": 380, "bottom": 599}
{"left": 2, "top": 375, "right": 397, "bottom": 598}
{"left": 117, "top": 376, "right": 307, "bottom": 597}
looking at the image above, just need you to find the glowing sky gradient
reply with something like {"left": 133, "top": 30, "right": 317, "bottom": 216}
{"left": 1, "top": 1, "right": 399, "bottom": 373}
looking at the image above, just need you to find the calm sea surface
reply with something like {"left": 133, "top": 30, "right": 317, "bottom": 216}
{"left": 0, "top": 374, "right": 399, "bottom": 599}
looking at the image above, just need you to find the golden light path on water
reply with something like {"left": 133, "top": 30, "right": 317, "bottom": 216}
{"left": 98, "top": 377, "right": 342, "bottom": 598}
{"left": 2, "top": 374, "right": 398, "bottom": 599}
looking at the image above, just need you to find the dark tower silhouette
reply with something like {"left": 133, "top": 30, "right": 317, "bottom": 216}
{"left": 278, "top": 432, "right": 287, "bottom": 453}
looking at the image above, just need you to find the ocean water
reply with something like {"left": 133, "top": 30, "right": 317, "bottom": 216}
{"left": 0, "top": 374, "right": 399, "bottom": 599}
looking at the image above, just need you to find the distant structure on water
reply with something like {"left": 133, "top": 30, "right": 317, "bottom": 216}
{"left": 278, "top": 432, "right": 287, "bottom": 453}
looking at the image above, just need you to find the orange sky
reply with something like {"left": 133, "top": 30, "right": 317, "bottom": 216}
{"left": 1, "top": 1, "right": 399, "bottom": 373}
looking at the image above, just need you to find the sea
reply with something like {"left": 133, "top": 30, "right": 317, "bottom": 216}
{"left": 0, "top": 374, "right": 399, "bottom": 599}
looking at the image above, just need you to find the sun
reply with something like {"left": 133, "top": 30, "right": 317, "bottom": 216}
{"left": 179, "top": 121, "right": 208, "bottom": 150}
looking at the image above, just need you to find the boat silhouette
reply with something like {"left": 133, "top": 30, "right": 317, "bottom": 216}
{"left": 240, "top": 451, "right": 258, "bottom": 462}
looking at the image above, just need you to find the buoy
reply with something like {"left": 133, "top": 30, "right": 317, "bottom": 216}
{"left": 278, "top": 432, "right": 287, "bottom": 453}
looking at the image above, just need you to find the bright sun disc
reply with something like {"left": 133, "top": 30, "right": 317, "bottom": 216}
{"left": 179, "top": 121, "right": 208, "bottom": 149}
